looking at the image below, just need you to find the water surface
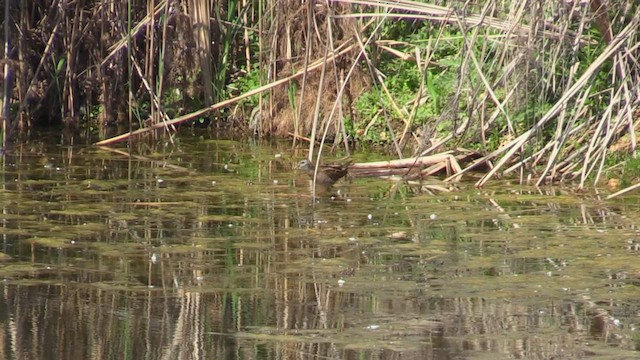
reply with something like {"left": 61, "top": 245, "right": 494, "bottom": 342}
{"left": 1, "top": 134, "right": 639, "bottom": 359}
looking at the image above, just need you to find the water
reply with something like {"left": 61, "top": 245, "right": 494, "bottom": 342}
{"left": 0, "top": 133, "right": 639, "bottom": 359}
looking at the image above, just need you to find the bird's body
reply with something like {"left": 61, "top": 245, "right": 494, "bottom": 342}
{"left": 297, "top": 159, "right": 350, "bottom": 187}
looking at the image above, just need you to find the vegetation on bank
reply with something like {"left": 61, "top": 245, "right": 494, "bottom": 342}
{"left": 0, "top": 0, "right": 638, "bottom": 190}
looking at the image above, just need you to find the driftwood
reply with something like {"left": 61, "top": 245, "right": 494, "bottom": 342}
{"left": 349, "top": 148, "right": 484, "bottom": 181}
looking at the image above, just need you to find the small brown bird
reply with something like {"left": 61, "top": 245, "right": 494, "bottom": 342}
{"left": 297, "top": 159, "right": 350, "bottom": 187}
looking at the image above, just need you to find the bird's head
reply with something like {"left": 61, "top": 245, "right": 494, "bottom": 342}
{"left": 297, "top": 159, "right": 314, "bottom": 171}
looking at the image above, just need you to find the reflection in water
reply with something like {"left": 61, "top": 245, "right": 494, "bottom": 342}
{"left": 0, "top": 135, "right": 638, "bottom": 359}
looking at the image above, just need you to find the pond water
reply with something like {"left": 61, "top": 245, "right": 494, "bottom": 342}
{"left": 1, "top": 132, "right": 639, "bottom": 359}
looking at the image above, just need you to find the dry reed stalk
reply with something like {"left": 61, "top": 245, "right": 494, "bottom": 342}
{"left": 292, "top": 1, "right": 314, "bottom": 147}
{"left": 9, "top": 21, "right": 60, "bottom": 136}
{"left": 128, "top": 54, "right": 173, "bottom": 133}
{"left": 330, "top": 0, "right": 639, "bottom": 187}
{"left": 96, "top": 43, "right": 356, "bottom": 145}
{"left": 326, "top": 5, "right": 351, "bottom": 153}
{"left": 145, "top": 0, "right": 158, "bottom": 126}
{"left": 189, "top": 0, "right": 213, "bottom": 106}
{"left": 533, "top": 88, "right": 591, "bottom": 182}
{"left": 349, "top": 15, "right": 407, "bottom": 157}
{"left": 607, "top": 182, "right": 640, "bottom": 200}
{"left": 2, "top": 0, "right": 10, "bottom": 146}
{"left": 101, "top": 1, "right": 168, "bottom": 68}
{"left": 155, "top": 0, "right": 172, "bottom": 126}
{"left": 127, "top": 0, "right": 134, "bottom": 140}
{"left": 334, "top": 0, "right": 574, "bottom": 41}
{"left": 307, "top": 30, "right": 329, "bottom": 166}
{"left": 475, "top": 15, "right": 638, "bottom": 187}
{"left": 397, "top": 22, "right": 448, "bottom": 148}
{"left": 311, "top": 3, "right": 363, "bottom": 196}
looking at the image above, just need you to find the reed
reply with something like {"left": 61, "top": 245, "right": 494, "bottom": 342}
{"left": 1, "top": 0, "right": 637, "bottom": 187}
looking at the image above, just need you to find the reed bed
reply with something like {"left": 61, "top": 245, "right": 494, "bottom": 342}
{"left": 1, "top": 0, "right": 638, "bottom": 190}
